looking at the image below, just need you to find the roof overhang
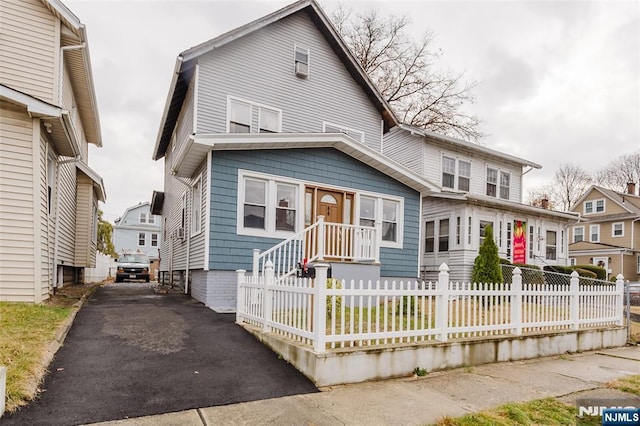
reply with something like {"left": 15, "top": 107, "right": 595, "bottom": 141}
{"left": 151, "top": 191, "right": 165, "bottom": 215}
{"left": 172, "top": 132, "right": 440, "bottom": 194}
{"left": 152, "top": 0, "right": 398, "bottom": 161}
{"left": 76, "top": 161, "right": 106, "bottom": 202}
{"left": 40, "top": 0, "right": 102, "bottom": 147}
{"left": 399, "top": 124, "right": 542, "bottom": 169}
{"left": 1, "top": 84, "right": 81, "bottom": 157}
{"left": 429, "top": 191, "right": 580, "bottom": 222}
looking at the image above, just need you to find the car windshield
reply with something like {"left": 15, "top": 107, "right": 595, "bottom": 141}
{"left": 118, "top": 254, "right": 149, "bottom": 263}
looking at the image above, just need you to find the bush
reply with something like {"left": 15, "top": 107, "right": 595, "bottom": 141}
{"left": 575, "top": 264, "right": 607, "bottom": 280}
{"left": 472, "top": 225, "right": 503, "bottom": 284}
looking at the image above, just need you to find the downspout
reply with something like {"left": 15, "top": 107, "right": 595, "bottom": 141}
{"left": 51, "top": 155, "right": 81, "bottom": 290}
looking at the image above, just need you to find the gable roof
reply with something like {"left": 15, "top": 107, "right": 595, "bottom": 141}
{"left": 39, "top": 0, "right": 102, "bottom": 147}
{"left": 571, "top": 185, "right": 640, "bottom": 216}
{"left": 115, "top": 202, "right": 152, "bottom": 225}
{"left": 398, "top": 124, "right": 542, "bottom": 169}
{"left": 152, "top": 0, "right": 398, "bottom": 161}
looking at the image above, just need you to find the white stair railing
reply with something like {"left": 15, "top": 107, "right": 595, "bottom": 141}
{"left": 252, "top": 216, "right": 378, "bottom": 280}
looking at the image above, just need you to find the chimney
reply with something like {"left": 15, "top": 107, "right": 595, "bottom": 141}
{"left": 628, "top": 182, "right": 637, "bottom": 195}
{"left": 541, "top": 198, "right": 549, "bottom": 209}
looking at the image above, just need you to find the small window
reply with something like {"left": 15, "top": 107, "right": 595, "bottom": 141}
{"left": 425, "top": 221, "right": 435, "bottom": 253}
{"left": 148, "top": 215, "right": 155, "bottom": 225}
{"left": 139, "top": 213, "right": 147, "bottom": 224}
{"left": 259, "top": 108, "right": 279, "bottom": 133}
{"left": 456, "top": 216, "right": 461, "bottom": 245}
{"left": 151, "top": 233, "right": 159, "bottom": 247}
{"left": 192, "top": 178, "right": 202, "bottom": 235}
{"left": 47, "top": 157, "right": 55, "bottom": 214}
{"left": 573, "top": 226, "right": 584, "bottom": 243}
{"left": 442, "top": 156, "right": 455, "bottom": 189}
{"left": 570, "top": 258, "right": 577, "bottom": 266}
{"left": 529, "top": 225, "right": 534, "bottom": 258}
{"left": 479, "top": 220, "right": 493, "bottom": 247}
{"left": 506, "top": 222, "right": 512, "bottom": 258}
{"left": 637, "top": 255, "right": 640, "bottom": 274}
{"left": 590, "top": 224, "right": 600, "bottom": 242}
{"left": 612, "top": 222, "right": 624, "bottom": 237}
{"left": 595, "top": 199, "right": 605, "bottom": 212}
{"left": 229, "top": 99, "right": 252, "bottom": 133}
{"left": 585, "top": 201, "right": 593, "bottom": 214}
{"left": 244, "top": 179, "right": 266, "bottom": 229}
{"left": 294, "top": 46, "right": 309, "bottom": 77}
{"left": 439, "top": 219, "right": 449, "bottom": 252}
{"left": 138, "top": 232, "right": 146, "bottom": 246}
{"left": 486, "top": 168, "right": 497, "bottom": 197}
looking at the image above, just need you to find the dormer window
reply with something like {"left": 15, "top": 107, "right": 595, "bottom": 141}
{"left": 294, "top": 46, "right": 309, "bottom": 78}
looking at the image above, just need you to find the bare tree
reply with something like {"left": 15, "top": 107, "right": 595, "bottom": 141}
{"left": 543, "top": 163, "right": 593, "bottom": 211}
{"left": 595, "top": 151, "right": 640, "bottom": 193}
{"left": 331, "top": 6, "right": 482, "bottom": 141}
{"left": 527, "top": 188, "right": 556, "bottom": 210}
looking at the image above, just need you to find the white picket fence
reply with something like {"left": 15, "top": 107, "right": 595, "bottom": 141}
{"left": 84, "top": 252, "right": 116, "bottom": 283}
{"left": 236, "top": 263, "right": 625, "bottom": 353}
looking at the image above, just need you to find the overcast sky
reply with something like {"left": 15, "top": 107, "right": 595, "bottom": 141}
{"left": 65, "top": 0, "right": 640, "bottom": 223}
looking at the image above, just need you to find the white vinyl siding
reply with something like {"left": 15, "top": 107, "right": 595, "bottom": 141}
{"left": 382, "top": 127, "right": 424, "bottom": 174}
{"left": 0, "top": 0, "right": 57, "bottom": 102}
{"left": 196, "top": 12, "right": 383, "bottom": 152}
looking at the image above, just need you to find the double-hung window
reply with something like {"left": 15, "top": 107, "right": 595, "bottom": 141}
{"left": 382, "top": 200, "right": 398, "bottom": 242}
{"left": 139, "top": 213, "right": 147, "bottom": 224}
{"left": 425, "top": 221, "right": 435, "bottom": 253}
{"left": 499, "top": 171, "right": 510, "bottom": 199}
{"left": 439, "top": 219, "right": 450, "bottom": 252}
{"left": 590, "top": 224, "right": 600, "bottom": 242}
{"left": 573, "top": 226, "right": 584, "bottom": 242}
{"left": 442, "top": 156, "right": 455, "bottom": 189}
{"left": 294, "top": 46, "right": 309, "bottom": 77}
{"left": 612, "top": 222, "right": 624, "bottom": 237}
{"left": 191, "top": 178, "right": 202, "bottom": 235}
{"left": 486, "top": 168, "right": 498, "bottom": 197}
{"left": 424, "top": 218, "right": 450, "bottom": 253}
{"left": 228, "top": 97, "right": 281, "bottom": 133}
{"left": 151, "top": 233, "right": 159, "bottom": 247}
{"left": 359, "top": 197, "right": 376, "bottom": 227}
{"left": 275, "top": 184, "right": 296, "bottom": 231}
{"left": 359, "top": 196, "right": 402, "bottom": 246}
{"left": 243, "top": 179, "right": 267, "bottom": 230}
{"left": 479, "top": 220, "right": 493, "bottom": 247}
{"left": 545, "top": 230, "right": 557, "bottom": 260}
{"left": 138, "top": 232, "right": 146, "bottom": 246}
{"left": 584, "top": 199, "right": 605, "bottom": 215}
{"left": 458, "top": 161, "right": 471, "bottom": 191}
{"left": 229, "top": 99, "right": 252, "bottom": 133}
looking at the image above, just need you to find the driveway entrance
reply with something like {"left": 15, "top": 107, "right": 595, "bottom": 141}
{"left": 3, "top": 283, "right": 318, "bottom": 425}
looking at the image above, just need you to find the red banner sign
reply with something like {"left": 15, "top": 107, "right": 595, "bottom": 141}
{"left": 513, "top": 220, "right": 527, "bottom": 264}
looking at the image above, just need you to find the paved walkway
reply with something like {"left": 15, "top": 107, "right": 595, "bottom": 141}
{"left": 2, "top": 283, "right": 317, "bottom": 426}
{"left": 90, "top": 346, "right": 640, "bottom": 426}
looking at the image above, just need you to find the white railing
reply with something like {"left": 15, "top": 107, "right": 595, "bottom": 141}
{"left": 252, "top": 216, "right": 378, "bottom": 279}
{"left": 236, "top": 264, "right": 625, "bottom": 353}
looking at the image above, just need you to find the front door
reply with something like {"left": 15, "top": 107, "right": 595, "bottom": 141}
{"left": 317, "top": 190, "right": 343, "bottom": 224}
{"left": 305, "top": 187, "right": 354, "bottom": 261}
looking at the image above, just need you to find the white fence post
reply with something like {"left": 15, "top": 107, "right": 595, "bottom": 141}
{"left": 235, "top": 269, "right": 246, "bottom": 324}
{"left": 263, "top": 261, "right": 274, "bottom": 333}
{"left": 252, "top": 249, "right": 260, "bottom": 277}
{"left": 616, "top": 273, "right": 625, "bottom": 326}
{"left": 436, "top": 263, "right": 449, "bottom": 342}
{"left": 511, "top": 267, "right": 523, "bottom": 335}
{"left": 317, "top": 216, "right": 325, "bottom": 261}
{"left": 570, "top": 271, "right": 580, "bottom": 330}
{"left": 313, "top": 263, "right": 329, "bottom": 353}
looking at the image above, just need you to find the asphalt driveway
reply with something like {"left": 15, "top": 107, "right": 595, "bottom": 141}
{"left": 3, "top": 282, "right": 318, "bottom": 425}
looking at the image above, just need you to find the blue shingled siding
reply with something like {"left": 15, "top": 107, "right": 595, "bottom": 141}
{"left": 209, "top": 148, "right": 420, "bottom": 277}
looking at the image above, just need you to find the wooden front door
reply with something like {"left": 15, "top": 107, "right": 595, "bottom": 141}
{"left": 304, "top": 188, "right": 354, "bottom": 261}
{"left": 317, "top": 190, "right": 343, "bottom": 224}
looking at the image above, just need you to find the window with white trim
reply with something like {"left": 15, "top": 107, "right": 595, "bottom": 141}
{"left": 359, "top": 197, "right": 376, "bottom": 228}
{"left": 47, "top": 156, "right": 55, "bottom": 214}
{"left": 573, "top": 226, "right": 584, "bottom": 243}
{"left": 148, "top": 214, "right": 155, "bottom": 225}
{"left": 323, "top": 122, "right": 364, "bottom": 143}
{"left": 227, "top": 97, "right": 282, "bottom": 134}
{"left": 275, "top": 184, "right": 296, "bottom": 231}
{"left": 382, "top": 200, "right": 399, "bottom": 242}
{"left": 499, "top": 171, "right": 510, "bottom": 199}
{"left": 91, "top": 202, "right": 98, "bottom": 244}
{"left": 442, "top": 156, "right": 471, "bottom": 191}
{"left": 479, "top": 220, "right": 493, "bottom": 247}
{"left": 570, "top": 258, "right": 577, "bottom": 266}
{"left": 590, "top": 224, "right": 600, "bottom": 242}
{"left": 243, "top": 178, "right": 267, "bottom": 230}
{"left": 529, "top": 225, "right": 534, "bottom": 258}
{"left": 439, "top": 219, "right": 450, "bottom": 252}
{"left": 486, "top": 167, "right": 497, "bottom": 197}
{"left": 358, "top": 195, "right": 402, "bottom": 246}
{"left": 191, "top": 177, "right": 202, "bottom": 235}
{"left": 139, "top": 213, "right": 147, "bottom": 224}
{"left": 612, "top": 222, "right": 624, "bottom": 237}
{"left": 151, "top": 233, "right": 158, "bottom": 247}
{"left": 138, "top": 232, "right": 146, "bottom": 246}
{"left": 584, "top": 199, "right": 605, "bottom": 215}
{"left": 425, "top": 221, "right": 435, "bottom": 253}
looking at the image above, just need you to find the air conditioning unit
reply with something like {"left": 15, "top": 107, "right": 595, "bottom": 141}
{"left": 295, "top": 61, "right": 308, "bottom": 78}
{"left": 176, "top": 227, "right": 185, "bottom": 239}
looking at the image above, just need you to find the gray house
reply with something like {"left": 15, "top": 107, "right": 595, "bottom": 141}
{"left": 113, "top": 202, "right": 161, "bottom": 279}
{"left": 151, "top": 0, "right": 439, "bottom": 311}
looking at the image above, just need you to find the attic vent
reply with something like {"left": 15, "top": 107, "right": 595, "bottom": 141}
{"left": 294, "top": 46, "right": 309, "bottom": 78}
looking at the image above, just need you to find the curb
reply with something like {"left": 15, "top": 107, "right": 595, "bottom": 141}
{"left": 9, "top": 285, "right": 98, "bottom": 415}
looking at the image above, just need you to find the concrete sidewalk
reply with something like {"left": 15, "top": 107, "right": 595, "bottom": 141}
{"left": 91, "top": 346, "right": 640, "bottom": 426}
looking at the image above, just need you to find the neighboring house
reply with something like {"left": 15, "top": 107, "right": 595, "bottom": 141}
{"left": 569, "top": 183, "right": 640, "bottom": 281}
{"left": 151, "top": 0, "right": 440, "bottom": 311}
{"left": 113, "top": 202, "right": 161, "bottom": 279}
{"left": 0, "top": 0, "right": 105, "bottom": 302}
{"left": 383, "top": 125, "right": 580, "bottom": 282}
